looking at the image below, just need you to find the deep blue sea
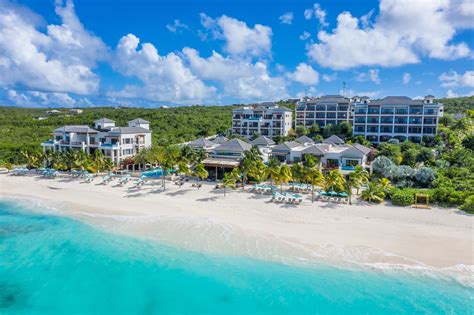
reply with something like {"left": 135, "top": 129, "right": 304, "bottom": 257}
{"left": 1, "top": 199, "right": 473, "bottom": 314}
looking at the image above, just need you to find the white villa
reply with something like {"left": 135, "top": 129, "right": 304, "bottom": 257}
{"left": 41, "top": 118, "right": 152, "bottom": 164}
{"left": 270, "top": 136, "right": 371, "bottom": 172}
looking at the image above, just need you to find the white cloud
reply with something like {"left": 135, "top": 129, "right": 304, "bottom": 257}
{"left": 288, "top": 63, "right": 319, "bottom": 85}
{"left": 6, "top": 89, "right": 76, "bottom": 107}
{"left": 304, "top": 3, "right": 328, "bottom": 27}
{"left": 304, "top": 9, "right": 313, "bottom": 20}
{"left": 183, "top": 47, "right": 287, "bottom": 101}
{"left": 402, "top": 72, "right": 411, "bottom": 84}
{"left": 307, "top": 0, "right": 471, "bottom": 70}
{"left": 110, "top": 34, "right": 216, "bottom": 103}
{"left": 446, "top": 89, "right": 474, "bottom": 98}
{"left": 439, "top": 70, "right": 474, "bottom": 88}
{"left": 448, "top": 0, "right": 474, "bottom": 29}
{"left": 166, "top": 19, "right": 188, "bottom": 33}
{"left": 200, "top": 14, "right": 272, "bottom": 58}
{"left": 355, "top": 69, "right": 381, "bottom": 84}
{"left": 299, "top": 31, "right": 311, "bottom": 40}
{"left": 0, "top": 0, "right": 107, "bottom": 94}
{"left": 279, "top": 12, "right": 293, "bottom": 25}
{"left": 343, "top": 89, "right": 380, "bottom": 98}
{"left": 322, "top": 73, "right": 337, "bottom": 82}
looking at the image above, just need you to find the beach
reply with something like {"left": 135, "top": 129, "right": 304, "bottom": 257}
{"left": 1, "top": 173, "right": 472, "bottom": 282}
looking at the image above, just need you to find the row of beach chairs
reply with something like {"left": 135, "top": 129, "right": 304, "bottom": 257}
{"left": 271, "top": 192, "right": 303, "bottom": 204}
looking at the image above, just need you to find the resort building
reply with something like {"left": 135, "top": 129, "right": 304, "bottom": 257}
{"left": 201, "top": 138, "right": 252, "bottom": 179}
{"left": 270, "top": 138, "right": 371, "bottom": 172}
{"left": 187, "top": 138, "right": 218, "bottom": 152}
{"left": 295, "top": 95, "right": 352, "bottom": 129}
{"left": 232, "top": 102, "right": 292, "bottom": 139}
{"left": 352, "top": 96, "right": 444, "bottom": 143}
{"left": 41, "top": 118, "right": 152, "bottom": 164}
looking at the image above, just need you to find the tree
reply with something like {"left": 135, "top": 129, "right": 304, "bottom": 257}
{"left": 324, "top": 169, "right": 345, "bottom": 192}
{"left": 274, "top": 164, "right": 292, "bottom": 193}
{"left": 352, "top": 165, "right": 369, "bottom": 195}
{"left": 21, "top": 149, "right": 41, "bottom": 169}
{"left": 303, "top": 154, "right": 320, "bottom": 168}
{"left": 361, "top": 182, "right": 385, "bottom": 203}
{"left": 222, "top": 168, "right": 239, "bottom": 196}
{"left": 291, "top": 163, "right": 305, "bottom": 183}
{"left": 378, "top": 143, "right": 402, "bottom": 164}
{"left": 339, "top": 121, "right": 352, "bottom": 139}
{"left": 193, "top": 163, "right": 208, "bottom": 189}
{"left": 177, "top": 160, "right": 191, "bottom": 187}
{"left": 267, "top": 158, "right": 281, "bottom": 186}
{"left": 240, "top": 146, "right": 262, "bottom": 186}
{"left": 248, "top": 160, "right": 268, "bottom": 184}
{"left": 295, "top": 126, "right": 309, "bottom": 137}
{"left": 303, "top": 166, "right": 324, "bottom": 203}
{"left": 414, "top": 167, "right": 436, "bottom": 186}
{"left": 377, "top": 178, "right": 393, "bottom": 195}
{"left": 309, "top": 124, "right": 320, "bottom": 135}
{"left": 372, "top": 156, "right": 394, "bottom": 176}
{"left": 403, "top": 148, "right": 419, "bottom": 167}
{"left": 323, "top": 124, "right": 337, "bottom": 138}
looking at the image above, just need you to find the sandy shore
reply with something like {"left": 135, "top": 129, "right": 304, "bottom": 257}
{"left": 1, "top": 173, "right": 473, "bottom": 281}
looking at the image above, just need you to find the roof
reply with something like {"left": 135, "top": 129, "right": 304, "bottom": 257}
{"left": 301, "top": 144, "right": 327, "bottom": 156}
{"left": 107, "top": 127, "right": 151, "bottom": 134}
{"left": 250, "top": 136, "right": 275, "bottom": 146}
{"left": 188, "top": 138, "right": 216, "bottom": 148}
{"left": 212, "top": 136, "right": 229, "bottom": 144}
{"left": 202, "top": 158, "right": 240, "bottom": 168}
{"left": 295, "top": 135, "right": 314, "bottom": 145}
{"left": 129, "top": 118, "right": 150, "bottom": 124}
{"left": 368, "top": 96, "right": 430, "bottom": 106}
{"left": 271, "top": 141, "right": 301, "bottom": 152}
{"left": 95, "top": 118, "right": 115, "bottom": 123}
{"left": 353, "top": 143, "right": 371, "bottom": 155}
{"left": 54, "top": 125, "right": 99, "bottom": 133}
{"left": 341, "top": 146, "right": 367, "bottom": 158}
{"left": 214, "top": 138, "right": 252, "bottom": 153}
{"left": 323, "top": 135, "right": 345, "bottom": 145}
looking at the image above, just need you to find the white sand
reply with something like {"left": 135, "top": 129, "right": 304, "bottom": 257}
{"left": 1, "top": 173, "right": 473, "bottom": 282}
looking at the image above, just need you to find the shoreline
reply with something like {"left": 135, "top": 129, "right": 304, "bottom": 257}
{"left": 1, "top": 173, "right": 473, "bottom": 285}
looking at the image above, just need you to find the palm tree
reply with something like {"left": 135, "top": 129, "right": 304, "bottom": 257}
{"left": 222, "top": 168, "right": 239, "bottom": 196}
{"left": 275, "top": 164, "right": 292, "bottom": 193}
{"left": 177, "top": 160, "right": 191, "bottom": 187}
{"left": 291, "top": 163, "right": 305, "bottom": 183}
{"left": 303, "top": 166, "right": 324, "bottom": 203}
{"left": 352, "top": 165, "right": 369, "bottom": 194}
{"left": 360, "top": 182, "right": 385, "bottom": 203}
{"left": 324, "top": 169, "right": 346, "bottom": 192}
{"left": 21, "top": 150, "right": 41, "bottom": 169}
{"left": 193, "top": 163, "right": 208, "bottom": 189}
{"left": 248, "top": 160, "right": 268, "bottom": 184}
{"left": 240, "top": 146, "right": 262, "bottom": 186}
{"left": 378, "top": 178, "right": 393, "bottom": 195}
{"left": 267, "top": 158, "right": 281, "bottom": 186}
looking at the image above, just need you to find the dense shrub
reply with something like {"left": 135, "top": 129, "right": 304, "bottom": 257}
{"left": 390, "top": 188, "right": 435, "bottom": 207}
{"left": 460, "top": 195, "right": 474, "bottom": 214}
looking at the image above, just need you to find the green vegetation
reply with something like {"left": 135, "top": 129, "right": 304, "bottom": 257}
{"left": 437, "top": 96, "right": 474, "bottom": 114}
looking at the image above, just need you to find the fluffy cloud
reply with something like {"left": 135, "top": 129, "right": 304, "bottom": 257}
{"left": 402, "top": 72, "right": 411, "bottom": 84}
{"left": 200, "top": 14, "right": 272, "bottom": 57}
{"left": 355, "top": 69, "right": 381, "bottom": 84}
{"left": 439, "top": 70, "right": 474, "bottom": 88}
{"left": 448, "top": 0, "right": 474, "bottom": 29}
{"left": 279, "top": 12, "right": 293, "bottom": 25}
{"left": 183, "top": 48, "right": 287, "bottom": 101}
{"left": 446, "top": 89, "right": 474, "bottom": 98}
{"left": 110, "top": 34, "right": 216, "bottom": 103}
{"left": 288, "top": 63, "right": 319, "bottom": 85}
{"left": 299, "top": 31, "right": 311, "bottom": 40}
{"left": 307, "top": 0, "right": 471, "bottom": 69}
{"left": 166, "top": 19, "right": 188, "bottom": 33}
{"left": 322, "top": 73, "right": 337, "bottom": 82}
{"left": 0, "top": 0, "right": 107, "bottom": 94}
{"left": 304, "top": 3, "right": 328, "bottom": 27}
{"left": 6, "top": 89, "right": 76, "bottom": 107}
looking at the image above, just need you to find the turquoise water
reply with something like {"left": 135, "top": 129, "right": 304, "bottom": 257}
{"left": 1, "top": 200, "right": 473, "bottom": 314}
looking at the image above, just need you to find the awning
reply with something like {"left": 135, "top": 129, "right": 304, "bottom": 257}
{"left": 202, "top": 158, "right": 240, "bottom": 168}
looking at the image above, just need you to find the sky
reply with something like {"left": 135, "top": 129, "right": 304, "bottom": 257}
{"left": 0, "top": 0, "right": 473, "bottom": 107}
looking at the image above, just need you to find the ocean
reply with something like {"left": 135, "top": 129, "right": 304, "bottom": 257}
{"left": 1, "top": 199, "right": 472, "bottom": 314}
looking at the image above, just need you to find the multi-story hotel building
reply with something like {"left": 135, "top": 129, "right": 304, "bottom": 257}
{"left": 232, "top": 102, "right": 292, "bottom": 139}
{"left": 295, "top": 95, "right": 351, "bottom": 128}
{"left": 352, "top": 96, "right": 443, "bottom": 143}
{"left": 41, "top": 118, "right": 152, "bottom": 164}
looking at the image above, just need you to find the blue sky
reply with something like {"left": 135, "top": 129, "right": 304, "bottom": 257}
{"left": 0, "top": 0, "right": 473, "bottom": 107}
